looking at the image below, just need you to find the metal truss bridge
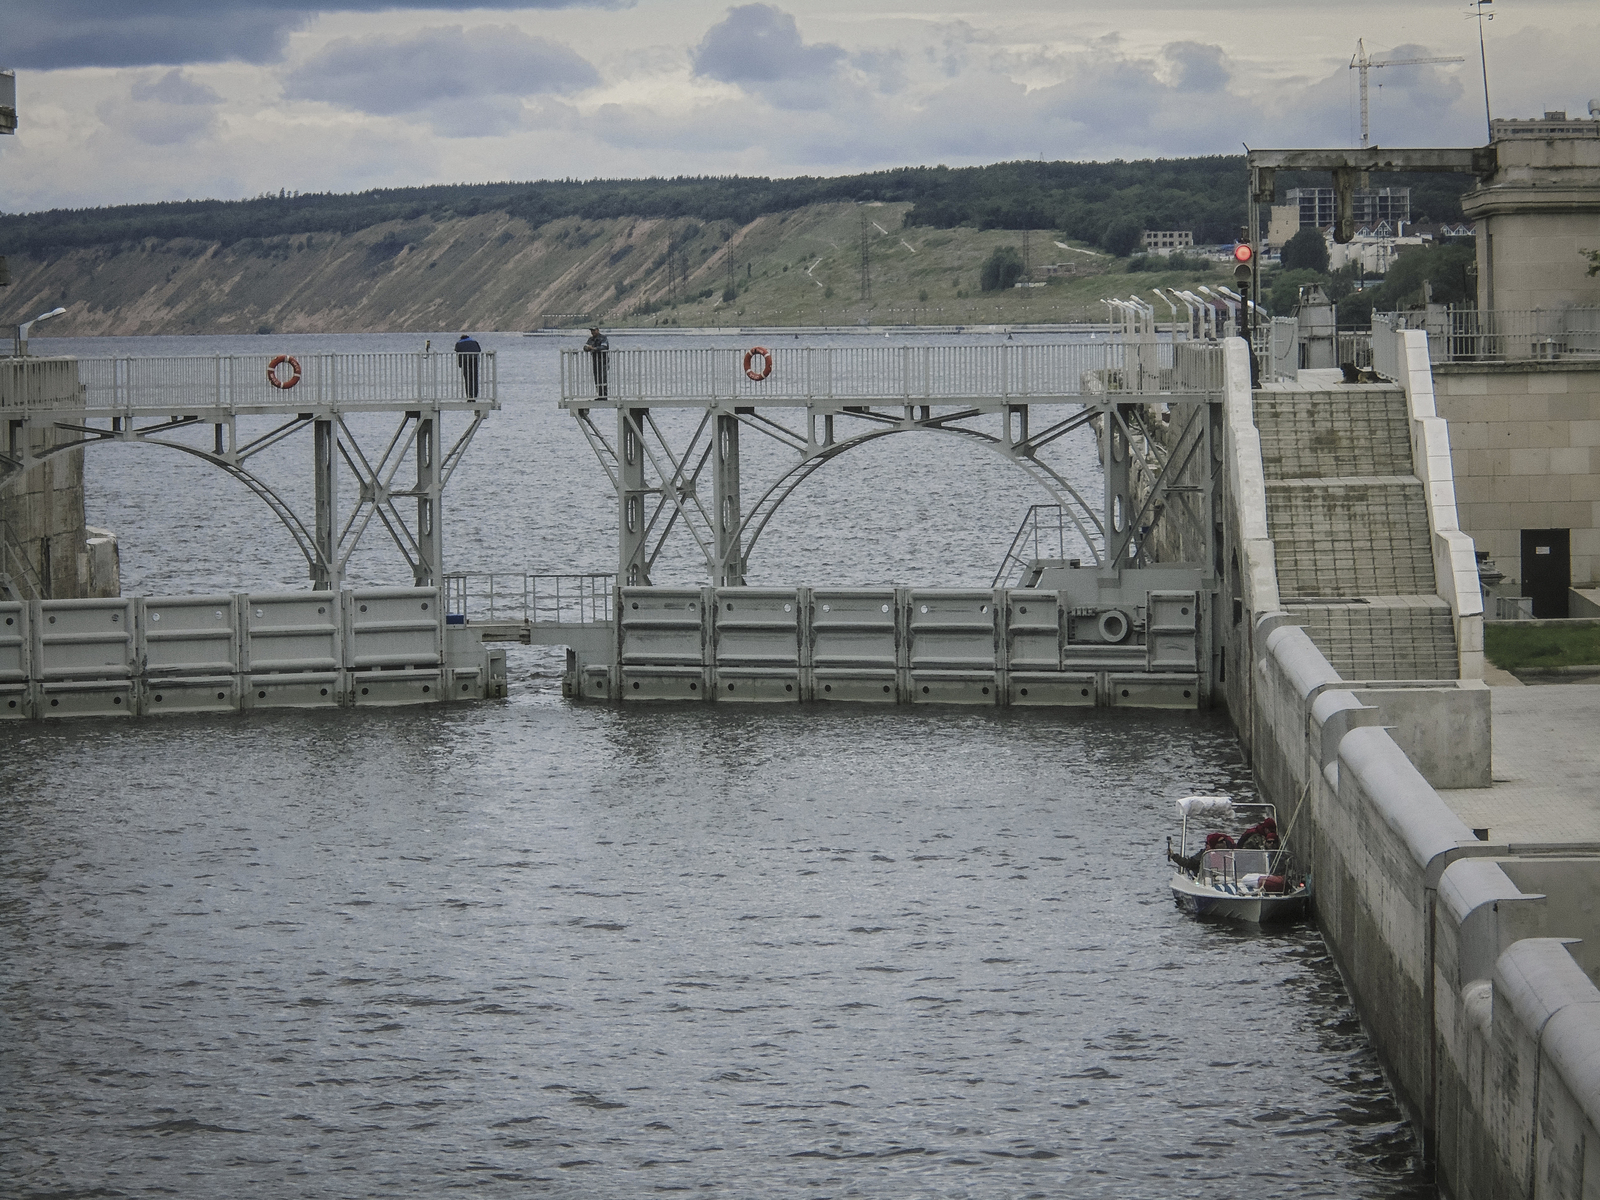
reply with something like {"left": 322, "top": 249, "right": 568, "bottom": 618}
{"left": 558, "top": 339, "right": 1226, "bottom": 589}
{"left": 1, "top": 351, "right": 497, "bottom": 591}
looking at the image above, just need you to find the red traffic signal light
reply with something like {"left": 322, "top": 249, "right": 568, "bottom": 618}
{"left": 1233, "top": 242, "right": 1253, "bottom": 264}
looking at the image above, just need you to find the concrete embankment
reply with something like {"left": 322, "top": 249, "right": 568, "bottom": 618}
{"left": 1220, "top": 331, "right": 1600, "bottom": 1198}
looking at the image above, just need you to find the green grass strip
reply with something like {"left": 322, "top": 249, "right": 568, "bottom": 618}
{"left": 1484, "top": 622, "right": 1600, "bottom": 671}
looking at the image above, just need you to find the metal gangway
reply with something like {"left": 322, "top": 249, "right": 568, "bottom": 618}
{"left": 1, "top": 350, "right": 497, "bottom": 593}
{"left": 558, "top": 340, "right": 1225, "bottom": 590}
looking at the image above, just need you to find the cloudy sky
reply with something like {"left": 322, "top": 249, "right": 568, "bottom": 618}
{"left": 3, "top": 0, "right": 1597, "bottom": 213}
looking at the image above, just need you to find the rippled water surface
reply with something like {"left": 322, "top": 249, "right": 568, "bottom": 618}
{"left": 3, "top": 332, "right": 1427, "bottom": 1198}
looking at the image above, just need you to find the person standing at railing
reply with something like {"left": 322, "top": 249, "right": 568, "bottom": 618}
{"left": 584, "top": 326, "right": 609, "bottom": 399}
{"left": 454, "top": 332, "right": 481, "bottom": 398}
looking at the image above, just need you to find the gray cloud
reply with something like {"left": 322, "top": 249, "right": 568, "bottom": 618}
{"left": 692, "top": 5, "right": 848, "bottom": 109}
{"left": 99, "top": 69, "right": 224, "bottom": 146}
{"left": 7, "top": 0, "right": 629, "bottom": 69}
{"left": 1162, "top": 42, "right": 1230, "bottom": 93}
{"left": 283, "top": 25, "right": 599, "bottom": 136}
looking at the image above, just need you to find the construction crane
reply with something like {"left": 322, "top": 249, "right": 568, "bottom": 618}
{"left": 1349, "top": 39, "right": 1465, "bottom": 147}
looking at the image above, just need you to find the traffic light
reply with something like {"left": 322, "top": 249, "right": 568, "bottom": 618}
{"left": 1233, "top": 232, "right": 1253, "bottom": 284}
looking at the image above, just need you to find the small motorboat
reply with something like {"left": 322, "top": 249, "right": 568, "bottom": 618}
{"left": 1167, "top": 796, "right": 1310, "bottom": 924}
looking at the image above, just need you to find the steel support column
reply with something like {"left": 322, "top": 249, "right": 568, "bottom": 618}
{"left": 415, "top": 413, "right": 443, "bottom": 588}
{"left": 1102, "top": 404, "right": 1132, "bottom": 574}
{"left": 619, "top": 408, "right": 650, "bottom": 586}
{"left": 713, "top": 412, "right": 744, "bottom": 587}
{"left": 312, "top": 418, "right": 337, "bottom": 591}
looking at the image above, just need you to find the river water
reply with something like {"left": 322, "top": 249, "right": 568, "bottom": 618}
{"left": 2, "top": 331, "right": 1428, "bottom": 1198}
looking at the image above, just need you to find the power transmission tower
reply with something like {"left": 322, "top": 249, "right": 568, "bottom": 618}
{"left": 859, "top": 211, "right": 871, "bottom": 303}
{"left": 1349, "top": 38, "right": 1464, "bottom": 147}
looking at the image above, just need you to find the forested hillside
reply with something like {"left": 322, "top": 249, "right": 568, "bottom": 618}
{"left": 0, "top": 157, "right": 1475, "bottom": 335}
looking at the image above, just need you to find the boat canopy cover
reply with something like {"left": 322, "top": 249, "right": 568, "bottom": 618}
{"left": 1176, "top": 795, "right": 1234, "bottom": 818}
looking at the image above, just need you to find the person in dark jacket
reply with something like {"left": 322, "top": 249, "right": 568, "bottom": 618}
{"left": 584, "top": 327, "right": 609, "bottom": 398}
{"left": 454, "top": 332, "right": 481, "bottom": 398}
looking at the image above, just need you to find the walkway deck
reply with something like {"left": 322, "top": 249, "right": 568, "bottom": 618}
{"left": 1438, "top": 681, "right": 1600, "bottom": 845}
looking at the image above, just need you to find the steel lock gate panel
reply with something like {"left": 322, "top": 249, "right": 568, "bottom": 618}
{"left": 1006, "top": 592, "right": 1062, "bottom": 671}
{"left": 245, "top": 593, "right": 340, "bottom": 672}
{"left": 908, "top": 591, "right": 997, "bottom": 671}
{"left": 811, "top": 590, "right": 897, "bottom": 670}
{"left": 0, "top": 602, "right": 25, "bottom": 683}
{"left": 140, "top": 595, "right": 238, "bottom": 675}
{"left": 619, "top": 589, "right": 706, "bottom": 666}
{"left": 1145, "top": 590, "right": 1199, "bottom": 672}
{"left": 36, "top": 598, "right": 136, "bottom": 680}
{"left": 347, "top": 588, "right": 442, "bottom": 669}
{"left": 713, "top": 589, "right": 800, "bottom": 668}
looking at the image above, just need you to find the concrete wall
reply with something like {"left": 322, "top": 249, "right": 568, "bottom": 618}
{"left": 1435, "top": 361, "right": 1600, "bottom": 591}
{"left": 1432, "top": 868, "right": 1600, "bottom": 1200}
{"left": 1219, "top": 337, "right": 1278, "bottom": 754}
{"left": 2, "top": 357, "right": 119, "bottom": 599}
{"left": 1135, "top": 401, "right": 1211, "bottom": 568}
{"left": 1225, "top": 333, "right": 1600, "bottom": 1200}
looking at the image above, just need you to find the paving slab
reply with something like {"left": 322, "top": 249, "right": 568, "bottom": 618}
{"left": 1437, "top": 683, "right": 1600, "bottom": 843}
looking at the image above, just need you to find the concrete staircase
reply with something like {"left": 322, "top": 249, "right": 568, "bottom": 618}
{"left": 1255, "top": 384, "right": 1458, "bottom": 680}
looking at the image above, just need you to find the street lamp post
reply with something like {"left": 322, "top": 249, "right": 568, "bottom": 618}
{"left": 13, "top": 306, "right": 68, "bottom": 357}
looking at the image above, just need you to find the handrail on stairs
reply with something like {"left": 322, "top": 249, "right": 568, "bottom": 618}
{"left": 992, "top": 504, "right": 1068, "bottom": 587}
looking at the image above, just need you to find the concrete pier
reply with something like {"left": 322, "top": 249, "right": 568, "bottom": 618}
{"left": 1224, "top": 328, "right": 1600, "bottom": 1199}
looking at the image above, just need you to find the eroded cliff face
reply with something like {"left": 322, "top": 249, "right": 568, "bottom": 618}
{"left": 5, "top": 211, "right": 679, "bottom": 335}
{"left": 3, "top": 203, "right": 894, "bottom": 335}
{"left": 6, "top": 200, "right": 1125, "bottom": 335}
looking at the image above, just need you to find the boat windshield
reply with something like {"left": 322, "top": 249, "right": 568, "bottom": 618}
{"left": 1200, "top": 847, "right": 1283, "bottom": 883}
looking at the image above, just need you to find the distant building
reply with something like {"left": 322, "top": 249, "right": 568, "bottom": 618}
{"left": 1284, "top": 186, "right": 1411, "bottom": 231}
{"left": 1267, "top": 204, "right": 1301, "bottom": 251}
{"left": 1433, "top": 109, "right": 1600, "bottom": 601}
{"left": 1490, "top": 111, "right": 1600, "bottom": 139}
{"left": 1141, "top": 230, "right": 1193, "bottom": 255}
{"left": 1328, "top": 227, "right": 1428, "bottom": 274}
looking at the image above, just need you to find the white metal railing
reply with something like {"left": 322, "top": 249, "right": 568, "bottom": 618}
{"left": 1251, "top": 317, "right": 1299, "bottom": 382}
{"left": 1378, "top": 307, "right": 1600, "bottom": 364}
{"left": 1372, "top": 314, "right": 1403, "bottom": 381}
{"left": 561, "top": 341, "right": 1226, "bottom": 404}
{"left": 1, "top": 351, "right": 498, "bottom": 413}
{"left": 0, "top": 356, "right": 84, "bottom": 410}
{"left": 1337, "top": 330, "right": 1373, "bottom": 369}
{"left": 445, "top": 572, "right": 614, "bottom": 625}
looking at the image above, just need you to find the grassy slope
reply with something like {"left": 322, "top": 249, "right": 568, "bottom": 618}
{"left": 11, "top": 202, "right": 1231, "bottom": 337}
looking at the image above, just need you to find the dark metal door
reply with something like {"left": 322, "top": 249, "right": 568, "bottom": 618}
{"left": 1521, "top": 528, "right": 1570, "bottom": 618}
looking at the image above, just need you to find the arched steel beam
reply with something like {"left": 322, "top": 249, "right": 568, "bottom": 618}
{"left": 0, "top": 429, "right": 325, "bottom": 577}
{"left": 736, "top": 422, "right": 1106, "bottom": 572}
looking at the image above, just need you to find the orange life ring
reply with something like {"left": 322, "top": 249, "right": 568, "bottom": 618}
{"left": 743, "top": 346, "right": 773, "bottom": 382}
{"left": 267, "top": 355, "right": 302, "bottom": 389}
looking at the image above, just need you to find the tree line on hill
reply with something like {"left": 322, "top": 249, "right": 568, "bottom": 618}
{"left": 1, "top": 159, "right": 1475, "bottom": 263}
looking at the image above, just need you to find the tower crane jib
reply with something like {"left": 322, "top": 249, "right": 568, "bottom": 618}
{"left": 1349, "top": 38, "right": 1466, "bottom": 148}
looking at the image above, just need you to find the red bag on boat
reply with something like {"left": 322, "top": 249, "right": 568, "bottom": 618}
{"left": 1259, "top": 875, "right": 1287, "bottom": 893}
